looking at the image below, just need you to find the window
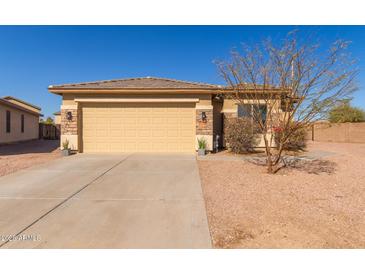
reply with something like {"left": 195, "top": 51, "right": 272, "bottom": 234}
{"left": 237, "top": 104, "right": 252, "bottom": 118}
{"left": 238, "top": 104, "right": 267, "bottom": 124}
{"left": 21, "top": 114, "right": 24, "bottom": 133}
{"left": 6, "top": 110, "right": 11, "bottom": 133}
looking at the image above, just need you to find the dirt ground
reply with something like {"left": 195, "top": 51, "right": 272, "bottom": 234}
{"left": 198, "top": 141, "right": 365, "bottom": 248}
{"left": 0, "top": 140, "right": 61, "bottom": 177}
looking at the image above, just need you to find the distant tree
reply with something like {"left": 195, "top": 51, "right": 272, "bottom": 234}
{"left": 41, "top": 117, "right": 54, "bottom": 125}
{"left": 328, "top": 100, "right": 365, "bottom": 123}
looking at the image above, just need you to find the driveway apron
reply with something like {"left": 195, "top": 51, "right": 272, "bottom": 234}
{"left": 0, "top": 153, "right": 211, "bottom": 248}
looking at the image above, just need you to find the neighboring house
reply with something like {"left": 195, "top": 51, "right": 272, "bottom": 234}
{"left": 53, "top": 111, "right": 61, "bottom": 125}
{"left": 0, "top": 96, "right": 42, "bottom": 144}
{"left": 48, "top": 77, "right": 287, "bottom": 153}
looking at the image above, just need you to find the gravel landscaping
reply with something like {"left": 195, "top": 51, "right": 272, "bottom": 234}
{"left": 198, "top": 141, "right": 365, "bottom": 248}
{"left": 0, "top": 140, "right": 61, "bottom": 177}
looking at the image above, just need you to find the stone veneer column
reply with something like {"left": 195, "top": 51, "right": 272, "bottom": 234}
{"left": 196, "top": 108, "right": 213, "bottom": 150}
{"left": 60, "top": 105, "right": 79, "bottom": 150}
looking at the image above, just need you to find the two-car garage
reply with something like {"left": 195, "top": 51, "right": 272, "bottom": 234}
{"left": 81, "top": 102, "right": 196, "bottom": 153}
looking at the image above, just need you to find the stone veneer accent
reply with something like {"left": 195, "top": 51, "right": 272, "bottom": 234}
{"left": 61, "top": 108, "right": 78, "bottom": 135}
{"left": 196, "top": 109, "right": 213, "bottom": 135}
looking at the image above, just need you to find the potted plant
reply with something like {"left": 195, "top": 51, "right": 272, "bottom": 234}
{"left": 61, "top": 139, "right": 71, "bottom": 156}
{"left": 197, "top": 137, "right": 207, "bottom": 156}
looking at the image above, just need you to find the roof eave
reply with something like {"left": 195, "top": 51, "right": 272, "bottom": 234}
{"left": 222, "top": 87, "right": 291, "bottom": 93}
{"left": 48, "top": 87, "right": 221, "bottom": 95}
{"left": 2, "top": 96, "right": 42, "bottom": 110}
{"left": 0, "top": 99, "right": 42, "bottom": 117}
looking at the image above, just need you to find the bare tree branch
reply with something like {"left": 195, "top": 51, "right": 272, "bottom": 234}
{"left": 217, "top": 31, "right": 358, "bottom": 173}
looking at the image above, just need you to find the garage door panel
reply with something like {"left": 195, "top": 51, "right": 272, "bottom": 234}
{"left": 181, "top": 129, "right": 194, "bottom": 137}
{"left": 124, "top": 142, "right": 137, "bottom": 152}
{"left": 123, "top": 118, "right": 137, "bottom": 124}
{"left": 110, "top": 143, "right": 123, "bottom": 151}
{"left": 82, "top": 103, "right": 195, "bottom": 153}
{"left": 83, "top": 130, "right": 93, "bottom": 137}
{"left": 167, "top": 130, "right": 179, "bottom": 137}
{"left": 180, "top": 117, "right": 193, "bottom": 124}
{"left": 138, "top": 129, "right": 151, "bottom": 137}
{"left": 138, "top": 117, "right": 151, "bottom": 124}
{"left": 167, "top": 117, "right": 179, "bottom": 124}
{"left": 124, "top": 108, "right": 138, "bottom": 113}
{"left": 181, "top": 143, "right": 194, "bottom": 151}
{"left": 138, "top": 108, "right": 153, "bottom": 114}
{"left": 96, "top": 130, "right": 108, "bottom": 137}
{"left": 139, "top": 142, "right": 151, "bottom": 150}
{"left": 125, "top": 129, "right": 137, "bottom": 137}
{"left": 151, "top": 117, "right": 166, "bottom": 124}
{"left": 110, "top": 130, "right": 123, "bottom": 137}
{"left": 94, "top": 143, "right": 109, "bottom": 151}
{"left": 152, "top": 129, "right": 165, "bottom": 137}
{"left": 110, "top": 117, "right": 123, "bottom": 124}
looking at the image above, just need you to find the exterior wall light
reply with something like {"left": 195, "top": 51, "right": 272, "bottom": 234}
{"left": 214, "top": 94, "right": 223, "bottom": 100}
{"left": 201, "top": 111, "right": 207, "bottom": 122}
{"left": 66, "top": 111, "right": 73, "bottom": 121}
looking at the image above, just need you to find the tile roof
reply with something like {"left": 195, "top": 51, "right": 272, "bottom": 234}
{"left": 0, "top": 98, "right": 41, "bottom": 116}
{"left": 49, "top": 77, "right": 221, "bottom": 90}
{"left": 3, "top": 96, "right": 41, "bottom": 110}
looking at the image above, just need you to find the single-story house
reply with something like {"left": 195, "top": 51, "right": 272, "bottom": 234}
{"left": 49, "top": 77, "right": 287, "bottom": 153}
{"left": 0, "top": 96, "right": 42, "bottom": 144}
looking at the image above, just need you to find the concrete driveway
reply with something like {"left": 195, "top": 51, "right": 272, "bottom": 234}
{"left": 0, "top": 153, "right": 211, "bottom": 248}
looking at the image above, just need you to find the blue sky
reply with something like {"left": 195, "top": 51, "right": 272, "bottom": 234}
{"left": 0, "top": 26, "right": 364, "bottom": 118}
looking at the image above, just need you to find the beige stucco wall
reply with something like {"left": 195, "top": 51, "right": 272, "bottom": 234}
{"left": 60, "top": 134, "right": 78, "bottom": 150}
{"left": 0, "top": 104, "right": 39, "bottom": 144}
{"left": 54, "top": 114, "right": 61, "bottom": 125}
{"left": 222, "top": 98, "right": 282, "bottom": 111}
{"left": 221, "top": 98, "right": 238, "bottom": 113}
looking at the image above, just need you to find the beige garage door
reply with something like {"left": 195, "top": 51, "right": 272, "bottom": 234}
{"left": 82, "top": 103, "right": 195, "bottom": 153}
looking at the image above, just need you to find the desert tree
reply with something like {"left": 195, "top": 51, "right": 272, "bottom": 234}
{"left": 217, "top": 31, "right": 357, "bottom": 173}
{"left": 328, "top": 99, "right": 365, "bottom": 122}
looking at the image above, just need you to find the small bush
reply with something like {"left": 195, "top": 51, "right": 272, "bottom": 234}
{"left": 274, "top": 124, "right": 307, "bottom": 151}
{"left": 225, "top": 118, "right": 260, "bottom": 153}
{"left": 62, "top": 139, "right": 69, "bottom": 150}
{"left": 197, "top": 137, "right": 207, "bottom": 149}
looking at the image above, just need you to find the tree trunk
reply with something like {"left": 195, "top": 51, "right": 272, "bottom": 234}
{"left": 262, "top": 133, "right": 275, "bottom": 174}
{"left": 267, "top": 154, "right": 274, "bottom": 173}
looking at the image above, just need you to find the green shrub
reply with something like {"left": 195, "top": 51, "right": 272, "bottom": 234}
{"left": 197, "top": 137, "right": 207, "bottom": 149}
{"left": 62, "top": 139, "right": 69, "bottom": 150}
{"left": 225, "top": 118, "right": 260, "bottom": 153}
{"left": 274, "top": 124, "right": 307, "bottom": 151}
